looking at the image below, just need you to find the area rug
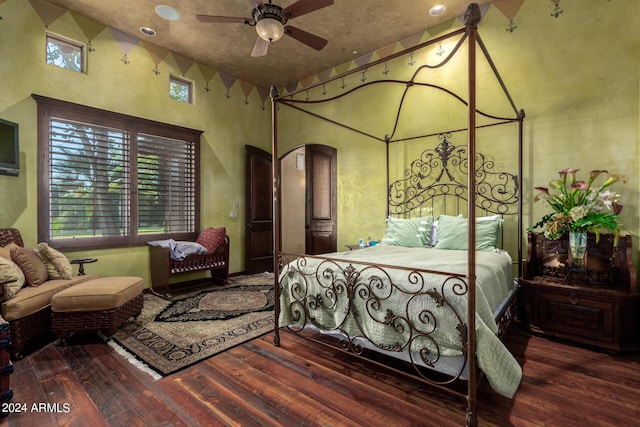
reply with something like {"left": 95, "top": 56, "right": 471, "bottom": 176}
{"left": 112, "top": 272, "right": 275, "bottom": 377}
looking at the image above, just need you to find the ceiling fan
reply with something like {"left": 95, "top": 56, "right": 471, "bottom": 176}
{"left": 196, "top": 0, "right": 334, "bottom": 57}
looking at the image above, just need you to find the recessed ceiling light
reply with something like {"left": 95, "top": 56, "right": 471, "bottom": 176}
{"left": 155, "top": 5, "right": 180, "bottom": 21}
{"left": 429, "top": 4, "right": 446, "bottom": 16}
{"left": 140, "top": 27, "right": 156, "bottom": 36}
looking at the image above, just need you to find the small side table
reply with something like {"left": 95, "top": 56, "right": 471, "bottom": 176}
{"left": 70, "top": 258, "right": 97, "bottom": 275}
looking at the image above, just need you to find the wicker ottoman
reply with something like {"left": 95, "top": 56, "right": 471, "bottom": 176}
{"left": 51, "top": 276, "right": 144, "bottom": 342}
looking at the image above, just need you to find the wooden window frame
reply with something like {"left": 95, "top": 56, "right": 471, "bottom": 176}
{"left": 169, "top": 75, "right": 193, "bottom": 104}
{"left": 45, "top": 33, "right": 86, "bottom": 73}
{"left": 33, "top": 94, "right": 202, "bottom": 250}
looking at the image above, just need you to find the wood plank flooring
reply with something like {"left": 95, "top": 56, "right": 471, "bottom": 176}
{"left": 2, "top": 325, "right": 639, "bottom": 426}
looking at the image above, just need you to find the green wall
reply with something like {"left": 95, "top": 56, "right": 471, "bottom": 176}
{"left": 1, "top": 0, "right": 638, "bottom": 281}
{"left": 277, "top": 0, "right": 639, "bottom": 269}
{"left": 0, "top": 0, "right": 271, "bottom": 285}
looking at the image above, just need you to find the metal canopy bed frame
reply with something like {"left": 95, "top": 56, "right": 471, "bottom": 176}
{"left": 269, "top": 4, "right": 525, "bottom": 425}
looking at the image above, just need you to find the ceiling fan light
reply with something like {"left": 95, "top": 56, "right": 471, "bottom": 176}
{"left": 256, "top": 18, "right": 285, "bottom": 42}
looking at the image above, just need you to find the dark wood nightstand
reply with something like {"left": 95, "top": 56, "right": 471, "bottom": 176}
{"left": 518, "top": 232, "right": 639, "bottom": 352}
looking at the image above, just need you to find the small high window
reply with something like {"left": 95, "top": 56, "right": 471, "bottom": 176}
{"left": 46, "top": 33, "right": 85, "bottom": 73}
{"left": 170, "top": 75, "right": 193, "bottom": 104}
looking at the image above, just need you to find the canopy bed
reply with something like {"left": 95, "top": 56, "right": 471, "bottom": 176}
{"left": 270, "top": 4, "right": 525, "bottom": 426}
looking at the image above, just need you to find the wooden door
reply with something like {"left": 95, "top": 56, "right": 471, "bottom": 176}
{"left": 305, "top": 145, "right": 337, "bottom": 255}
{"left": 244, "top": 145, "right": 273, "bottom": 273}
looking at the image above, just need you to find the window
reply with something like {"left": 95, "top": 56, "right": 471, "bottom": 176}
{"left": 170, "top": 75, "right": 193, "bottom": 103}
{"left": 34, "top": 95, "right": 202, "bottom": 250}
{"left": 46, "top": 33, "right": 85, "bottom": 73}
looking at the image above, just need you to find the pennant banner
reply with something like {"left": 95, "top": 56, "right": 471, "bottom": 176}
{"left": 375, "top": 43, "right": 396, "bottom": 62}
{"left": 71, "top": 12, "right": 107, "bottom": 41}
{"left": 143, "top": 41, "right": 169, "bottom": 65}
{"left": 219, "top": 72, "right": 237, "bottom": 97}
{"left": 299, "top": 75, "right": 315, "bottom": 88}
{"left": 238, "top": 80, "right": 254, "bottom": 99}
{"left": 197, "top": 63, "right": 217, "bottom": 83}
{"left": 316, "top": 69, "right": 332, "bottom": 83}
{"left": 256, "top": 86, "right": 270, "bottom": 104}
{"left": 29, "top": 0, "right": 67, "bottom": 27}
{"left": 493, "top": 0, "right": 525, "bottom": 20}
{"left": 171, "top": 53, "right": 195, "bottom": 75}
{"left": 398, "top": 32, "right": 423, "bottom": 50}
{"left": 109, "top": 28, "right": 139, "bottom": 54}
{"left": 353, "top": 51, "right": 374, "bottom": 68}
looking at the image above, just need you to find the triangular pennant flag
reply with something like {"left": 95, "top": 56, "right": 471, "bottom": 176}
{"left": 238, "top": 80, "right": 254, "bottom": 99}
{"left": 171, "top": 53, "right": 195, "bottom": 76}
{"left": 375, "top": 43, "right": 397, "bottom": 61}
{"left": 109, "top": 27, "right": 139, "bottom": 54}
{"left": 353, "top": 51, "right": 374, "bottom": 68}
{"left": 197, "top": 63, "right": 217, "bottom": 83}
{"left": 398, "top": 32, "right": 423, "bottom": 50}
{"left": 143, "top": 41, "right": 169, "bottom": 66}
{"left": 70, "top": 12, "right": 107, "bottom": 41}
{"left": 219, "top": 72, "right": 237, "bottom": 98}
{"left": 426, "top": 18, "right": 457, "bottom": 38}
{"left": 29, "top": 0, "right": 67, "bottom": 27}
{"left": 333, "top": 61, "right": 351, "bottom": 76}
{"left": 256, "top": 86, "right": 270, "bottom": 104}
{"left": 299, "top": 75, "right": 315, "bottom": 88}
{"left": 457, "top": 3, "right": 491, "bottom": 25}
{"left": 284, "top": 82, "right": 298, "bottom": 94}
{"left": 493, "top": 0, "right": 525, "bottom": 20}
{"left": 316, "top": 69, "right": 332, "bottom": 83}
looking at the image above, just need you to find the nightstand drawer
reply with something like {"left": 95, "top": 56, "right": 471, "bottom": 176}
{"left": 537, "top": 291, "right": 614, "bottom": 342}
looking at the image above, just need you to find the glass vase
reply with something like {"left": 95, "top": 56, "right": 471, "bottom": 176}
{"left": 568, "top": 231, "right": 587, "bottom": 270}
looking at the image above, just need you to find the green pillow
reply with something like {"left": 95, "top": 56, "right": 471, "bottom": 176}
{"left": 381, "top": 216, "right": 434, "bottom": 247}
{"left": 434, "top": 215, "right": 503, "bottom": 251}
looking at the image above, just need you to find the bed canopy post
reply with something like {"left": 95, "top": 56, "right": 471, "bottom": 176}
{"left": 518, "top": 109, "right": 526, "bottom": 278}
{"left": 465, "top": 4, "right": 481, "bottom": 427}
{"left": 271, "top": 85, "right": 282, "bottom": 347}
{"left": 385, "top": 135, "right": 391, "bottom": 217}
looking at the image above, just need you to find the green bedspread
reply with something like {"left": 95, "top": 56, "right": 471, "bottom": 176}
{"left": 278, "top": 245, "right": 522, "bottom": 398}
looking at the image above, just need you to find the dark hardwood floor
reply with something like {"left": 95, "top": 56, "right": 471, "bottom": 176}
{"left": 2, "top": 325, "right": 639, "bottom": 426}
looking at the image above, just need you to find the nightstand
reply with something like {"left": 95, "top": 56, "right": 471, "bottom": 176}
{"left": 518, "top": 232, "right": 639, "bottom": 352}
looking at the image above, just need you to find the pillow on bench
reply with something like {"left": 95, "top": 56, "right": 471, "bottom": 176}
{"left": 196, "top": 227, "right": 226, "bottom": 253}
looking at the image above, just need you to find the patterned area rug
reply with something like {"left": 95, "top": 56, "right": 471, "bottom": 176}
{"left": 112, "top": 272, "right": 275, "bottom": 376}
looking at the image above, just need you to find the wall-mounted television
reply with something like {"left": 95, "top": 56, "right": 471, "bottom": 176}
{"left": 0, "top": 118, "right": 19, "bottom": 177}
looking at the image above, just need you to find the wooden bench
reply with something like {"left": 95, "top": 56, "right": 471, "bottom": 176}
{"left": 148, "top": 230, "right": 229, "bottom": 296}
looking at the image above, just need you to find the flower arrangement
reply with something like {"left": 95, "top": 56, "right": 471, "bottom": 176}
{"left": 528, "top": 168, "right": 627, "bottom": 242}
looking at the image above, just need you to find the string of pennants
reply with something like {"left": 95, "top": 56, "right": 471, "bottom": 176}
{"left": 23, "top": 0, "right": 565, "bottom": 108}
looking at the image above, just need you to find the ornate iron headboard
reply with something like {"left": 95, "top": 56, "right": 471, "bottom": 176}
{"left": 388, "top": 133, "right": 519, "bottom": 217}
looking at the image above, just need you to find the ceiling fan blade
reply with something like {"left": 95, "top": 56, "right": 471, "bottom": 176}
{"left": 283, "top": 0, "right": 334, "bottom": 19}
{"left": 196, "top": 15, "right": 250, "bottom": 24}
{"left": 251, "top": 37, "right": 269, "bottom": 57}
{"left": 284, "top": 26, "right": 328, "bottom": 51}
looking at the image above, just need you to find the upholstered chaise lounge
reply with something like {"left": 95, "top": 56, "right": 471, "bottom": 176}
{"left": 0, "top": 228, "right": 143, "bottom": 358}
